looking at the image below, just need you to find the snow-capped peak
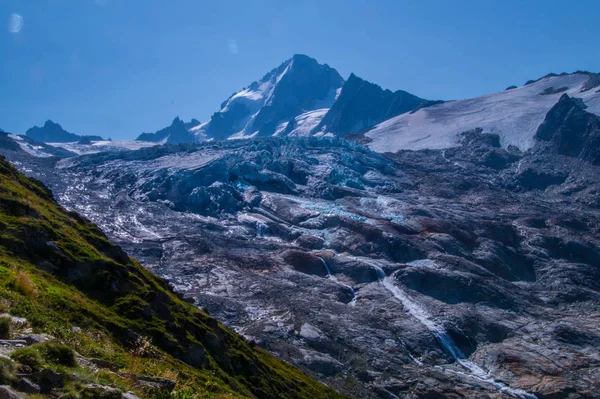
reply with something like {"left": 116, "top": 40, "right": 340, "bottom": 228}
{"left": 194, "top": 54, "right": 345, "bottom": 140}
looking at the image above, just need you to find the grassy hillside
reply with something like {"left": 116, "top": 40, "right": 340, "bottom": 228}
{"left": 0, "top": 156, "right": 344, "bottom": 399}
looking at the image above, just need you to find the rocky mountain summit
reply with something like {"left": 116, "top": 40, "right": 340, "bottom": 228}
{"left": 137, "top": 54, "right": 429, "bottom": 143}
{"left": 136, "top": 117, "right": 201, "bottom": 144}
{"left": 26, "top": 120, "right": 104, "bottom": 143}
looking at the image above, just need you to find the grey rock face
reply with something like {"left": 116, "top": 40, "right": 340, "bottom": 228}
{"left": 315, "top": 73, "right": 428, "bottom": 136}
{"left": 82, "top": 384, "right": 122, "bottom": 399}
{"left": 199, "top": 54, "right": 345, "bottom": 140}
{"left": 14, "top": 378, "right": 40, "bottom": 394}
{"left": 535, "top": 93, "right": 600, "bottom": 164}
{"left": 25, "top": 120, "right": 103, "bottom": 143}
{"left": 136, "top": 117, "right": 200, "bottom": 144}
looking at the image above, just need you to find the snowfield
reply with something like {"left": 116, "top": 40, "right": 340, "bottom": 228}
{"left": 8, "top": 134, "right": 54, "bottom": 157}
{"left": 366, "top": 73, "right": 600, "bottom": 153}
{"left": 49, "top": 139, "right": 160, "bottom": 155}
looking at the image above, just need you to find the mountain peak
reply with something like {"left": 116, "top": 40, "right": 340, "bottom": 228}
{"left": 291, "top": 53, "right": 312, "bottom": 61}
{"left": 44, "top": 119, "right": 61, "bottom": 128}
{"left": 136, "top": 117, "right": 200, "bottom": 144}
{"left": 315, "top": 73, "right": 428, "bottom": 135}
{"left": 195, "top": 55, "right": 344, "bottom": 140}
{"left": 26, "top": 120, "right": 104, "bottom": 143}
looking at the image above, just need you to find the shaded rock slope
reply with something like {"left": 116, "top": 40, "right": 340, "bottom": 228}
{"left": 535, "top": 94, "right": 600, "bottom": 164}
{"left": 136, "top": 117, "right": 201, "bottom": 144}
{"left": 26, "top": 120, "right": 103, "bottom": 143}
{"left": 0, "top": 156, "right": 343, "bottom": 399}
{"left": 314, "top": 73, "right": 428, "bottom": 136}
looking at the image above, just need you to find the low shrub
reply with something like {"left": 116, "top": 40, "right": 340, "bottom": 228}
{"left": 13, "top": 271, "right": 38, "bottom": 298}
{"left": 0, "top": 357, "right": 14, "bottom": 384}
{"left": 10, "top": 347, "right": 43, "bottom": 372}
{"left": 37, "top": 342, "right": 77, "bottom": 367}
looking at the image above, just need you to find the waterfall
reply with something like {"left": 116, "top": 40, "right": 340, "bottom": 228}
{"left": 317, "top": 257, "right": 357, "bottom": 306}
{"left": 256, "top": 221, "right": 267, "bottom": 237}
{"left": 378, "top": 269, "right": 536, "bottom": 399}
{"left": 365, "top": 259, "right": 535, "bottom": 398}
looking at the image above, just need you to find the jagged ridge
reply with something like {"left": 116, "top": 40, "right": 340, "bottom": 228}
{"left": 26, "top": 120, "right": 103, "bottom": 143}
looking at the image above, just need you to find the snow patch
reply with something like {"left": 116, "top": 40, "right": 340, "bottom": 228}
{"left": 367, "top": 73, "right": 600, "bottom": 153}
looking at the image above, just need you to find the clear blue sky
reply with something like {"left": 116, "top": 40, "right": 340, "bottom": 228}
{"left": 2, "top": 0, "right": 599, "bottom": 140}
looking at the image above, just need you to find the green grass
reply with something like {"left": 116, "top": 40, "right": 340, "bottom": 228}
{"left": 10, "top": 346, "right": 43, "bottom": 372}
{"left": 0, "top": 156, "right": 345, "bottom": 399}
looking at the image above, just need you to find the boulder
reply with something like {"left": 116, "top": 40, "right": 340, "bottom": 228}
{"left": 14, "top": 378, "right": 40, "bottom": 394}
{"left": 136, "top": 375, "right": 175, "bottom": 392}
{"left": 0, "top": 386, "right": 23, "bottom": 399}
{"left": 82, "top": 384, "right": 122, "bottom": 399}
{"left": 31, "top": 368, "right": 66, "bottom": 393}
{"left": 16, "top": 334, "right": 54, "bottom": 345}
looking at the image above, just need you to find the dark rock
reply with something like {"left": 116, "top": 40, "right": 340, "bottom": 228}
{"left": 25, "top": 120, "right": 103, "bottom": 143}
{"left": 14, "top": 378, "right": 40, "bottom": 394}
{"left": 315, "top": 73, "right": 428, "bottom": 136}
{"left": 283, "top": 250, "right": 328, "bottom": 277}
{"left": 539, "top": 86, "right": 569, "bottom": 95}
{"left": 515, "top": 167, "right": 567, "bottom": 190}
{"left": 31, "top": 369, "right": 66, "bottom": 393}
{"left": 0, "top": 386, "right": 23, "bottom": 399}
{"left": 535, "top": 93, "right": 600, "bottom": 164}
{"left": 460, "top": 128, "right": 501, "bottom": 148}
{"left": 136, "top": 117, "right": 200, "bottom": 144}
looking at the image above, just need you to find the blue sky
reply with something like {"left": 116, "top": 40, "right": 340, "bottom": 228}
{"left": 2, "top": 0, "right": 599, "bottom": 140}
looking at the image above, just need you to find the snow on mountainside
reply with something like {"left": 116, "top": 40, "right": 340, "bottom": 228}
{"left": 366, "top": 72, "right": 600, "bottom": 153}
{"left": 49, "top": 139, "right": 160, "bottom": 155}
{"left": 192, "top": 54, "right": 344, "bottom": 140}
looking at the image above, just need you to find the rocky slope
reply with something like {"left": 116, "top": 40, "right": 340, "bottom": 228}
{"left": 314, "top": 73, "right": 428, "bottom": 136}
{"left": 4, "top": 100, "right": 600, "bottom": 398}
{"left": 535, "top": 94, "right": 600, "bottom": 164}
{"left": 136, "top": 117, "right": 201, "bottom": 144}
{"left": 0, "top": 155, "right": 343, "bottom": 398}
{"left": 26, "top": 120, "right": 104, "bottom": 143}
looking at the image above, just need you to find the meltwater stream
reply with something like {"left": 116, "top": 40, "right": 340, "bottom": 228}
{"left": 369, "top": 264, "right": 536, "bottom": 399}
{"left": 317, "top": 257, "right": 357, "bottom": 306}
